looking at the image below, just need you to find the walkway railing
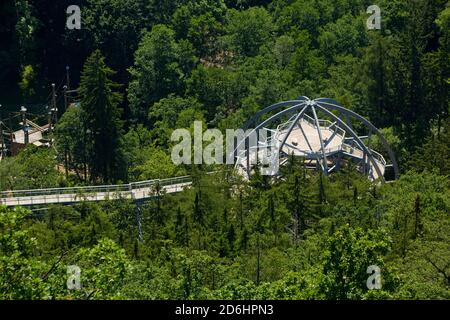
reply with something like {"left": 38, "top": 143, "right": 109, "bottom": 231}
{"left": 277, "top": 115, "right": 346, "bottom": 139}
{"left": 0, "top": 176, "right": 193, "bottom": 207}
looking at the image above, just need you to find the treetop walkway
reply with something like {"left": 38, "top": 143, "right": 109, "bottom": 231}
{"left": 0, "top": 176, "right": 192, "bottom": 207}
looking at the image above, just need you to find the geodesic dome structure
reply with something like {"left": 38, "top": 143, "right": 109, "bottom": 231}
{"left": 233, "top": 97, "right": 399, "bottom": 182}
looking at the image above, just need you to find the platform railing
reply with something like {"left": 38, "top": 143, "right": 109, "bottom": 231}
{"left": 0, "top": 175, "right": 193, "bottom": 200}
{"left": 277, "top": 115, "right": 345, "bottom": 138}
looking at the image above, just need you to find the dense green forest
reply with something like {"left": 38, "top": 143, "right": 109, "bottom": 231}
{"left": 0, "top": 0, "right": 449, "bottom": 299}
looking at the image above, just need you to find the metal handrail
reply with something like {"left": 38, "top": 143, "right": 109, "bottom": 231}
{"left": 370, "top": 149, "right": 387, "bottom": 166}
{"left": 342, "top": 143, "right": 387, "bottom": 166}
{"left": 277, "top": 115, "right": 345, "bottom": 139}
{"left": 0, "top": 175, "right": 192, "bottom": 199}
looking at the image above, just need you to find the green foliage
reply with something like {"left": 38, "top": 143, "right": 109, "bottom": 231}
{"left": 0, "top": 146, "right": 61, "bottom": 191}
{"left": 65, "top": 0, "right": 148, "bottom": 82}
{"left": 381, "top": 171, "right": 450, "bottom": 298}
{"left": 187, "top": 65, "right": 246, "bottom": 122}
{"left": 1, "top": 168, "right": 449, "bottom": 300}
{"left": 319, "top": 225, "right": 396, "bottom": 299}
{"left": 0, "top": 206, "right": 50, "bottom": 299}
{"left": 14, "top": 0, "right": 38, "bottom": 64}
{"left": 407, "top": 121, "right": 450, "bottom": 175}
{"left": 134, "top": 148, "right": 185, "bottom": 180}
{"left": 1, "top": 0, "right": 450, "bottom": 301}
{"left": 71, "top": 238, "right": 130, "bottom": 299}
{"left": 318, "top": 14, "right": 367, "bottom": 64}
{"left": 225, "top": 7, "right": 274, "bottom": 57}
{"left": 172, "top": 0, "right": 227, "bottom": 40}
{"left": 128, "top": 24, "right": 197, "bottom": 120}
{"left": 188, "top": 13, "right": 224, "bottom": 58}
{"left": 274, "top": 0, "right": 322, "bottom": 36}
{"left": 54, "top": 106, "right": 86, "bottom": 181}
{"left": 148, "top": 95, "right": 203, "bottom": 147}
{"left": 18, "top": 64, "right": 36, "bottom": 99}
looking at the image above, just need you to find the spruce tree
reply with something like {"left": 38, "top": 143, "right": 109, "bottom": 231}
{"left": 413, "top": 195, "right": 423, "bottom": 239}
{"left": 78, "top": 49, "right": 124, "bottom": 183}
{"left": 292, "top": 175, "right": 304, "bottom": 241}
{"left": 193, "top": 191, "right": 204, "bottom": 226}
{"left": 175, "top": 206, "right": 188, "bottom": 246}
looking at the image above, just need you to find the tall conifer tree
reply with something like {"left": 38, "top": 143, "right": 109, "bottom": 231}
{"left": 78, "top": 50, "right": 124, "bottom": 183}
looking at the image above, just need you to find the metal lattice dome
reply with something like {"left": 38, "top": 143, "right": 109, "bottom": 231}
{"left": 233, "top": 97, "right": 399, "bottom": 182}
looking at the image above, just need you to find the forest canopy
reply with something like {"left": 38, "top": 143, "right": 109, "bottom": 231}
{"left": 0, "top": 0, "right": 449, "bottom": 300}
